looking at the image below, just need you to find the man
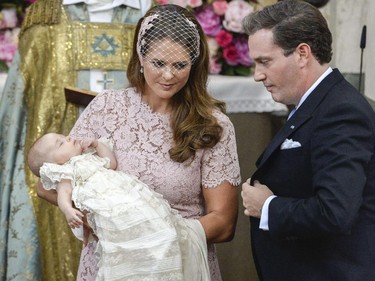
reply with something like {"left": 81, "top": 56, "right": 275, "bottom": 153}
{"left": 241, "top": 1, "right": 375, "bottom": 280}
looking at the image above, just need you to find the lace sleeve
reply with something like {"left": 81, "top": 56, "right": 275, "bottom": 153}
{"left": 201, "top": 111, "right": 241, "bottom": 188}
{"left": 70, "top": 89, "right": 127, "bottom": 140}
{"left": 40, "top": 162, "right": 74, "bottom": 190}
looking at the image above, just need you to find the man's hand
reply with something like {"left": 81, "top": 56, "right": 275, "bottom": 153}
{"left": 241, "top": 179, "right": 273, "bottom": 218}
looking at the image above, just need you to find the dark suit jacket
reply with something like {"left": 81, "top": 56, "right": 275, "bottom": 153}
{"left": 250, "top": 69, "right": 375, "bottom": 281}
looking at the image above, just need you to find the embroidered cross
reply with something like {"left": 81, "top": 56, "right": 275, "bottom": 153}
{"left": 97, "top": 71, "right": 114, "bottom": 90}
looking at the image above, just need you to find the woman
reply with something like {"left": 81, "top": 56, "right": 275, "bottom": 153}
{"left": 37, "top": 4, "right": 241, "bottom": 281}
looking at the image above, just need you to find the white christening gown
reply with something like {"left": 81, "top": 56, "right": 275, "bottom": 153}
{"left": 40, "top": 146, "right": 210, "bottom": 281}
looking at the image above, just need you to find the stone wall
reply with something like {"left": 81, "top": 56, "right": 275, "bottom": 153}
{"left": 321, "top": 0, "right": 375, "bottom": 100}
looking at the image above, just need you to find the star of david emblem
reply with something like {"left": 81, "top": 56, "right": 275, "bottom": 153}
{"left": 91, "top": 33, "right": 119, "bottom": 57}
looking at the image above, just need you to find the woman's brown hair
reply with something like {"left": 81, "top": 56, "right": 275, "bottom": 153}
{"left": 127, "top": 4, "right": 226, "bottom": 163}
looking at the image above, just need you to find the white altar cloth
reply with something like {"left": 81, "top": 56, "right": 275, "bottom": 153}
{"left": 0, "top": 73, "right": 288, "bottom": 114}
{"left": 208, "top": 75, "right": 288, "bottom": 114}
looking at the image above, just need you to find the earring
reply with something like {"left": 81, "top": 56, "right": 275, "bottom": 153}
{"left": 140, "top": 66, "right": 144, "bottom": 73}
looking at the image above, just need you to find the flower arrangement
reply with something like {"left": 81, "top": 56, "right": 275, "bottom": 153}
{"left": 0, "top": 0, "right": 35, "bottom": 71}
{"left": 155, "top": 0, "right": 258, "bottom": 76}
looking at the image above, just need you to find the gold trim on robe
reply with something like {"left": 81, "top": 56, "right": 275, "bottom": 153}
{"left": 21, "top": 0, "right": 62, "bottom": 35}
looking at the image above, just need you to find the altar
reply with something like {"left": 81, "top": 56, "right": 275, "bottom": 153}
{"left": 208, "top": 74, "right": 287, "bottom": 114}
{"left": 208, "top": 75, "right": 287, "bottom": 281}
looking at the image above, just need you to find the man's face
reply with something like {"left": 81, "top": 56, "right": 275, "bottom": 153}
{"left": 248, "top": 29, "right": 304, "bottom": 106}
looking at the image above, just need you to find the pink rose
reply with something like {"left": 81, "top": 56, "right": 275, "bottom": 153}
{"left": 233, "top": 37, "right": 252, "bottom": 66}
{"left": 223, "top": 0, "right": 254, "bottom": 33}
{"left": 215, "top": 30, "right": 233, "bottom": 48}
{"left": 0, "top": 30, "right": 18, "bottom": 66}
{"left": 209, "top": 57, "right": 222, "bottom": 74}
{"left": 195, "top": 5, "right": 222, "bottom": 36}
{"left": 212, "top": 0, "right": 228, "bottom": 16}
{"left": 0, "top": 8, "right": 18, "bottom": 29}
{"left": 222, "top": 45, "right": 239, "bottom": 66}
{"left": 155, "top": 0, "right": 169, "bottom": 4}
{"left": 187, "top": 0, "right": 203, "bottom": 8}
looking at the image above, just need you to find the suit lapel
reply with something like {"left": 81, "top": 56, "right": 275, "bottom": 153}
{"left": 256, "top": 69, "right": 345, "bottom": 168}
{"left": 256, "top": 112, "right": 310, "bottom": 167}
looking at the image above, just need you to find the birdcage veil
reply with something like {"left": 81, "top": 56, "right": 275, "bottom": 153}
{"left": 136, "top": 8, "right": 200, "bottom": 75}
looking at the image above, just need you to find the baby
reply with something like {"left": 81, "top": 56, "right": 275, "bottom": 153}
{"left": 28, "top": 133, "right": 210, "bottom": 281}
{"left": 28, "top": 134, "right": 116, "bottom": 229}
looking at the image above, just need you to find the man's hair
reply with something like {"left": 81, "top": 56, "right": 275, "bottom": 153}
{"left": 242, "top": 0, "right": 332, "bottom": 64}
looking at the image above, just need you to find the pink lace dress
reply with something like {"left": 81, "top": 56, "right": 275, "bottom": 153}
{"left": 70, "top": 87, "right": 241, "bottom": 281}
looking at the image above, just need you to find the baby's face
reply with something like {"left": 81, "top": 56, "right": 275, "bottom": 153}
{"left": 43, "top": 133, "right": 83, "bottom": 164}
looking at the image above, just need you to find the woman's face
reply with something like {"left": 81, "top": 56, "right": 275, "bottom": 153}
{"left": 142, "top": 38, "right": 192, "bottom": 103}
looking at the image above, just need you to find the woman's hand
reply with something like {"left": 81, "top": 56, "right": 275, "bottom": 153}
{"left": 81, "top": 213, "right": 98, "bottom": 246}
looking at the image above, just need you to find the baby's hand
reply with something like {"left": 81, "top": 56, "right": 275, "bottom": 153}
{"left": 80, "top": 138, "right": 98, "bottom": 151}
{"left": 65, "top": 208, "right": 84, "bottom": 229}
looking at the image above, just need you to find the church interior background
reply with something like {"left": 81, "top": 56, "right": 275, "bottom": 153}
{"left": 0, "top": 0, "right": 374, "bottom": 280}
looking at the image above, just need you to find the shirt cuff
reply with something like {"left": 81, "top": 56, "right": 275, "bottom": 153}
{"left": 259, "top": 195, "right": 277, "bottom": 231}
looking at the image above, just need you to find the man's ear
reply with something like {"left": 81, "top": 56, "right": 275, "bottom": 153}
{"left": 295, "top": 43, "right": 311, "bottom": 67}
